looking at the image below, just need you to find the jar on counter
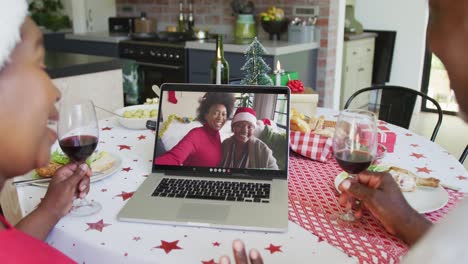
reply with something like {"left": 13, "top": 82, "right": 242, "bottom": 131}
{"left": 234, "top": 14, "right": 256, "bottom": 44}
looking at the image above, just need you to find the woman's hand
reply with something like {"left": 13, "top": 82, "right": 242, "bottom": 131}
{"left": 339, "top": 171, "right": 432, "bottom": 245}
{"left": 219, "top": 239, "right": 263, "bottom": 264}
{"left": 39, "top": 163, "right": 91, "bottom": 219}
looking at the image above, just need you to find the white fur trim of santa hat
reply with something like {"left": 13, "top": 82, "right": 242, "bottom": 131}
{"left": 232, "top": 107, "right": 257, "bottom": 127}
{"left": 0, "top": 0, "right": 29, "bottom": 71}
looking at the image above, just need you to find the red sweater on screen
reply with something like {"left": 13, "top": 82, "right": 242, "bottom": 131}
{"left": 155, "top": 124, "right": 222, "bottom": 167}
{"left": 0, "top": 215, "right": 75, "bottom": 263}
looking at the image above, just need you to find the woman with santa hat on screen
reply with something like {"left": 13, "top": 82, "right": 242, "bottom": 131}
{"left": 221, "top": 107, "right": 278, "bottom": 170}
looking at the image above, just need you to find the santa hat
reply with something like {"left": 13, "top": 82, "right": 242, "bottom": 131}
{"left": 232, "top": 107, "right": 257, "bottom": 127}
{"left": 0, "top": 0, "right": 29, "bottom": 71}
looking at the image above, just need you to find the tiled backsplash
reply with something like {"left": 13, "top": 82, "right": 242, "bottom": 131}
{"left": 116, "top": 0, "right": 339, "bottom": 107}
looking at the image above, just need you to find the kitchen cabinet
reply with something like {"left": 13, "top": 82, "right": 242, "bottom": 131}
{"left": 44, "top": 33, "right": 120, "bottom": 57}
{"left": 340, "top": 35, "right": 376, "bottom": 109}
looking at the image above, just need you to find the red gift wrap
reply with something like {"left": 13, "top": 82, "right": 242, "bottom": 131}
{"left": 377, "top": 125, "right": 396, "bottom": 152}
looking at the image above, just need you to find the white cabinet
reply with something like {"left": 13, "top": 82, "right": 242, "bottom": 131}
{"left": 340, "top": 36, "right": 375, "bottom": 109}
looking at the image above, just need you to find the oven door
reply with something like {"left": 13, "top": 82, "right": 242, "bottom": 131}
{"left": 137, "top": 62, "right": 186, "bottom": 104}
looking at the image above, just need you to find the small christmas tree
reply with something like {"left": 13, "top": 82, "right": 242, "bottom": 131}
{"left": 240, "top": 37, "right": 273, "bottom": 86}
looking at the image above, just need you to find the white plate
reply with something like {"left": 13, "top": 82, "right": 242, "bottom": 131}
{"left": 334, "top": 171, "right": 449, "bottom": 214}
{"left": 31, "top": 152, "right": 122, "bottom": 187}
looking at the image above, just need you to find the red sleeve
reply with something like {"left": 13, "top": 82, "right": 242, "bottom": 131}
{"left": 155, "top": 128, "right": 199, "bottom": 166}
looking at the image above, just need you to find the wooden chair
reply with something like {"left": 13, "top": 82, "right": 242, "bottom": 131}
{"left": 344, "top": 85, "right": 443, "bottom": 142}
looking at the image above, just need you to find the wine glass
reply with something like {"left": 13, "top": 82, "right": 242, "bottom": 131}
{"left": 57, "top": 97, "right": 101, "bottom": 216}
{"left": 333, "top": 109, "right": 378, "bottom": 222}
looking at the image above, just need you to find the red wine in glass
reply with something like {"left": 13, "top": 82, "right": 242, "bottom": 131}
{"left": 335, "top": 150, "right": 373, "bottom": 175}
{"left": 59, "top": 135, "right": 98, "bottom": 163}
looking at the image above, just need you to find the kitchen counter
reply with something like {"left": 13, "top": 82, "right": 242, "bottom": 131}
{"left": 65, "top": 31, "right": 129, "bottom": 43}
{"left": 185, "top": 39, "right": 320, "bottom": 55}
{"left": 45, "top": 51, "right": 127, "bottom": 79}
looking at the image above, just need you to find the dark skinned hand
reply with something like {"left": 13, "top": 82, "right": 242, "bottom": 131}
{"left": 219, "top": 239, "right": 264, "bottom": 264}
{"left": 39, "top": 163, "right": 91, "bottom": 219}
{"left": 339, "top": 171, "right": 432, "bottom": 245}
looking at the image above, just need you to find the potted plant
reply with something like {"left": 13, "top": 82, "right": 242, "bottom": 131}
{"left": 29, "top": 0, "right": 71, "bottom": 32}
{"left": 230, "top": 0, "right": 256, "bottom": 44}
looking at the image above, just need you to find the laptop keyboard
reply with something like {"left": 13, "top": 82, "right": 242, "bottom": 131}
{"left": 151, "top": 178, "right": 271, "bottom": 203}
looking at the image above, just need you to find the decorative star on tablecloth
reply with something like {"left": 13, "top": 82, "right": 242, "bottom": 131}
{"left": 456, "top": 175, "right": 468, "bottom": 181}
{"left": 201, "top": 259, "right": 217, "bottom": 264}
{"left": 410, "top": 153, "right": 426, "bottom": 159}
{"left": 101, "top": 127, "right": 112, "bottom": 131}
{"left": 117, "top": 145, "right": 132, "bottom": 150}
{"left": 416, "top": 166, "right": 432, "bottom": 174}
{"left": 122, "top": 167, "right": 132, "bottom": 172}
{"left": 318, "top": 237, "right": 324, "bottom": 242}
{"left": 86, "top": 219, "right": 111, "bottom": 232}
{"left": 153, "top": 240, "right": 182, "bottom": 254}
{"left": 410, "top": 144, "right": 419, "bottom": 147}
{"left": 101, "top": 188, "right": 107, "bottom": 192}
{"left": 133, "top": 236, "right": 141, "bottom": 241}
{"left": 137, "top": 135, "right": 146, "bottom": 140}
{"left": 212, "top": 241, "right": 220, "bottom": 247}
{"left": 115, "top": 191, "right": 135, "bottom": 201}
{"left": 265, "top": 244, "right": 282, "bottom": 254}
{"left": 405, "top": 133, "right": 413, "bottom": 136}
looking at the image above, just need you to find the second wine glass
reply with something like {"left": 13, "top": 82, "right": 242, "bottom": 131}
{"left": 57, "top": 98, "right": 101, "bottom": 216}
{"left": 333, "top": 109, "right": 378, "bottom": 222}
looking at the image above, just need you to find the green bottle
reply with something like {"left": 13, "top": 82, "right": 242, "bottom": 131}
{"left": 210, "top": 35, "right": 229, "bottom": 84}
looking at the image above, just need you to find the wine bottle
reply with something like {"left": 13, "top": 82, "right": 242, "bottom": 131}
{"left": 177, "top": 0, "right": 185, "bottom": 32}
{"left": 210, "top": 35, "right": 229, "bottom": 84}
{"left": 187, "top": 0, "right": 194, "bottom": 32}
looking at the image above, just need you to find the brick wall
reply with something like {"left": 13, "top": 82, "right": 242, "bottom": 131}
{"left": 117, "top": 0, "right": 339, "bottom": 107}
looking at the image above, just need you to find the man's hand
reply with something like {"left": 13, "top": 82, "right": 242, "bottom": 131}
{"left": 339, "top": 171, "right": 432, "bottom": 246}
{"left": 219, "top": 239, "right": 263, "bottom": 264}
{"left": 39, "top": 163, "right": 91, "bottom": 219}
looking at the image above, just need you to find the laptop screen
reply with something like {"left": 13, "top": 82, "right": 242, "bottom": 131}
{"left": 152, "top": 84, "right": 290, "bottom": 179}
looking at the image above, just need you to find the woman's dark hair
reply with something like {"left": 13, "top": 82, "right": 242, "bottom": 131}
{"left": 196, "top": 92, "right": 235, "bottom": 123}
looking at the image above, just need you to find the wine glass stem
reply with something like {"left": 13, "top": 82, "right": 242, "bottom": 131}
{"left": 342, "top": 173, "right": 360, "bottom": 221}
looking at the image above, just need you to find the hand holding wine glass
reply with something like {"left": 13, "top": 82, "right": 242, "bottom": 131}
{"left": 333, "top": 109, "right": 378, "bottom": 222}
{"left": 57, "top": 97, "right": 101, "bottom": 216}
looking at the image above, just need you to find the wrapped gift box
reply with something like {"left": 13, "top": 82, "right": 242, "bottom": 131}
{"left": 377, "top": 125, "right": 396, "bottom": 153}
{"left": 269, "top": 71, "right": 299, "bottom": 86}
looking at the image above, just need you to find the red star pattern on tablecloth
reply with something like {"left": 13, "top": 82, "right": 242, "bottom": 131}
{"left": 410, "top": 144, "right": 419, "bottom": 147}
{"left": 201, "top": 259, "right": 217, "bottom": 264}
{"left": 133, "top": 236, "right": 141, "bottom": 241}
{"left": 410, "top": 153, "right": 426, "bottom": 159}
{"left": 122, "top": 167, "right": 132, "bottom": 172}
{"left": 137, "top": 135, "right": 146, "bottom": 140}
{"left": 457, "top": 175, "right": 468, "bottom": 180}
{"left": 101, "top": 188, "right": 107, "bottom": 192}
{"left": 101, "top": 127, "right": 112, "bottom": 131}
{"left": 318, "top": 237, "right": 324, "bottom": 242}
{"left": 416, "top": 166, "right": 432, "bottom": 174}
{"left": 212, "top": 242, "right": 220, "bottom": 247}
{"left": 265, "top": 244, "right": 282, "bottom": 254}
{"left": 405, "top": 133, "right": 413, "bottom": 136}
{"left": 86, "top": 219, "right": 111, "bottom": 232}
{"left": 153, "top": 240, "right": 182, "bottom": 254}
{"left": 115, "top": 191, "right": 135, "bottom": 201}
{"left": 117, "top": 145, "right": 131, "bottom": 150}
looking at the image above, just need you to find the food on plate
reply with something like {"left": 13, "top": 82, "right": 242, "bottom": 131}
{"left": 388, "top": 166, "right": 440, "bottom": 192}
{"left": 123, "top": 109, "right": 157, "bottom": 119}
{"left": 35, "top": 150, "right": 115, "bottom": 178}
{"left": 90, "top": 152, "right": 115, "bottom": 172}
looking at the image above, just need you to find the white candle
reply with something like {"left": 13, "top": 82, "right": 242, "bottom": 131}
{"left": 275, "top": 60, "right": 282, "bottom": 86}
{"left": 216, "top": 60, "right": 222, "bottom": 84}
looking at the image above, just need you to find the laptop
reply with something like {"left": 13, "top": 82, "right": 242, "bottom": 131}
{"left": 118, "top": 83, "right": 290, "bottom": 232}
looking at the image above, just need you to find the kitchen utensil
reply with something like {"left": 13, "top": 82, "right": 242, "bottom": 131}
{"left": 134, "top": 12, "right": 156, "bottom": 34}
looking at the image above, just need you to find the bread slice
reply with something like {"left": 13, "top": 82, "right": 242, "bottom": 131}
{"left": 36, "top": 162, "right": 62, "bottom": 178}
{"left": 388, "top": 166, "right": 440, "bottom": 192}
{"left": 90, "top": 152, "right": 115, "bottom": 173}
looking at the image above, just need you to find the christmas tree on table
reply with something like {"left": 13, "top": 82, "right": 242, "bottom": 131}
{"left": 240, "top": 37, "right": 273, "bottom": 86}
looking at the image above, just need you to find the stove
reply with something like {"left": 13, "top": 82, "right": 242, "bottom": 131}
{"left": 119, "top": 32, "right": 196, "bottom": 104}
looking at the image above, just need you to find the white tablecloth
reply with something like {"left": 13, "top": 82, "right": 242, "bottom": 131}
{"left": 14, "top": 117, "right": 355, "bottom": 264}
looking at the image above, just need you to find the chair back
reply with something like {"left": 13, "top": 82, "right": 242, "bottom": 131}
{"left": 460, "top": 145, "right": 468, "bottom": 164}
{"left": 344, "top": 85, "right": 443, "bottom": 141}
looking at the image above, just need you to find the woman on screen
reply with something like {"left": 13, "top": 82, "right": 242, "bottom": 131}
{"left": 155, "top": 92, "right": 235, "bottom": 167}
{"left": 221, "top": 107, "right": 278, "bottom": 169}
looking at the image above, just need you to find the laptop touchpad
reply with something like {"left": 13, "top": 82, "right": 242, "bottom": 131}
{"left": 177, "top": 203, "right": 230, "bottom": 221}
